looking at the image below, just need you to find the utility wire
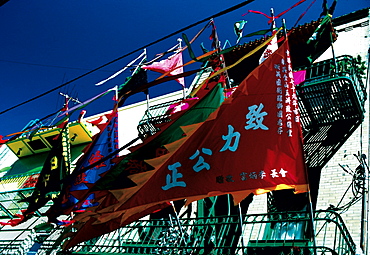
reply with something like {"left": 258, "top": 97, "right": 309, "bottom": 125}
{"left": 0, "top": 0, "right": 255, "bottom": 116}
{"left": 0, "top": 59, "right": 117, "bottom": 72}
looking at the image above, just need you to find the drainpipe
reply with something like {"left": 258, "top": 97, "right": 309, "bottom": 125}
{"left": 362, "top": 46, "right": 370, "bottom": 255}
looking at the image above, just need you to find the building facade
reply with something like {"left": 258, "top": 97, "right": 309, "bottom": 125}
{"left": 0, "top": 7, "right": 368, "bottom": 255}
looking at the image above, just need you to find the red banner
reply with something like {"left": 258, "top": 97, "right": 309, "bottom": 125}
{"left": 97, "top": 40, "right": 308, "bottom": 214}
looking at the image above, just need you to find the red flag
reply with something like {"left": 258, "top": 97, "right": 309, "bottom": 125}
{"left": 99, "top": 39, "right": 308, "bottom": 214}
{"left": 62, "top": 202, "right": 171, "bottom": 250}
{"left": 142, "top": 52, "right": 185, "bottom": 87}
{"left": 62, "top": 43, "right": 309, "bottom": 248}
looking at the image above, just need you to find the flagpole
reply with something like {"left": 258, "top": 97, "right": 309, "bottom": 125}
{"left": 59, "top": 93, "right": 81, "bottom": 104}
{"left": 308, "top": 191, "right": 318, "bottom": 255}
{"left": 133, "top": 48, "right": 147, "bottom": 74}
{"left": 145, "top": 90, "right": 150, "bottom": 115}
{"left": 170, "top": 201, "right": 185, "bottom": 244}
{"left": 282, "top": 19, "right": 288, "bottom": 39}
{"left": 328, "top": 15, "right": 338, "bottom": 74}
{"left": 177, "top": 38, "right": 186, "bottom": 99}
{"left": 302, "top": 150, "right": 317, "bottom": 255}
{"left": 211, "top": 19, "right": 231, "bottom": 90}
{"left": 95, "top": 50, "right": 146, "bottom": 86}
{"left": 237, "top": 203, "right": 245, "bottom": 251}
{"left": 270, "top": 8, "right": 276, "bottom": 29}
{"left": 114, "top": 85, "right": 119, "bottom": 106}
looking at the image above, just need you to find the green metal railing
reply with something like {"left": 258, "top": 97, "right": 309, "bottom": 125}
{"left": 297, "top": 55, "right": 366, "bottom": 129}
{"left": 303, "top": 55, "right": 366, "bottom": 105}
{"left": 0, "top": 169, "right": 359, "bottom": 255}
{"left": 10, "top": 210, "right": 352, "bottom": 255}
{"left": 0, "top": 188, "right": 51, "bottom": 218}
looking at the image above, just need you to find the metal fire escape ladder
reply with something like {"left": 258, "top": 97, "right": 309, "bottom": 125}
{"left": 264, "top": 54, "right": 367, "bottom": 253}
{"left": 298, "top": 55, "right": 366, "bottom": 170}
{"left": 137, "top": 98, "right": 184, "bottom": 138}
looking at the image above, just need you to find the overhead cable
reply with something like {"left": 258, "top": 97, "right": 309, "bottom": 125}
{"left": 0, "top": 0, "right": 255, "bottom": 116}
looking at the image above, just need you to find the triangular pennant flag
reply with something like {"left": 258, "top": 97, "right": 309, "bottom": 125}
{"left": 306, "top": 14, "right": 334, "bottom": 63}
{"left": 118, "top": 67, "right": 148, "bottom": 105}
{"left": 234, "top": 20, "right": 247, "bottom": 44}
{"left": 62, "top": 40, "right": 309, "bottom": 249}
{"left": 46, "top": 107, "right": 119, "bottom": 221}
{"left": 142, "top": 52, "right": 185, "bottom": 87}
{"left": 259, "top": 20, "right": 278, "bottom": 64}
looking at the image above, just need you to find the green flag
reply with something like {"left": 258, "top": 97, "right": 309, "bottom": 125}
{"left": 306, "top": 14, "right": 334, "bottom": 63}
{"left": 234, "top": 20, "right": 248, "bottom": 43}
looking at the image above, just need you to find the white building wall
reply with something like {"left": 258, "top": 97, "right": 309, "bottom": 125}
{"left": 314, "top": 10, "right": 370, "bottom": 250}
{"left": 85, "top": 90, "right": 184, "bottom": 155}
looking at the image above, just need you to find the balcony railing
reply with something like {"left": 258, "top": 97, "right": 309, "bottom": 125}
{"left": 0, "top": 210, "right": 351, "bottom": 255}
{"left": 137, "top": 98, "right": 184, "bottom": 137}
{"left": 138, "top": 55, "right": 367, "bottom": 140}
{"left": 297, "top": 55, "right": 366, "bottom": 129}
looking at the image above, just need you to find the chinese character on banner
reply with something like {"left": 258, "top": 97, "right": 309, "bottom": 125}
{"left": 103, "top": 40, "right": 308, "bottom": 224}
{"left": 162, "top": 162, "right": 186, "bottom": 191}
{"left": 189, "top": 148, "right": 213, "bottom": 172}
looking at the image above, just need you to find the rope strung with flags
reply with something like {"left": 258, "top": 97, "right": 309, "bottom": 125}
{"left": 242, "top": 0, "right": 308, "bottom": 23}
{"left": 190, "top": 27, "right": 283, "bottom": 97}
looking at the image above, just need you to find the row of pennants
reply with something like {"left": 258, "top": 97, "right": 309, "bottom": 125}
{"left": 41, "top": 39, "right": 309, "bottom": 248}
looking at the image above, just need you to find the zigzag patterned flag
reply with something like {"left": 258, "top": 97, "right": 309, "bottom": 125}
{"left": 46, "top": 108, "right": 118, "bottom": 221}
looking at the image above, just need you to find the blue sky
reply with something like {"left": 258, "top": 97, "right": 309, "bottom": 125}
{"left": 0, "top": 0, "right": 368, "bottom": 137}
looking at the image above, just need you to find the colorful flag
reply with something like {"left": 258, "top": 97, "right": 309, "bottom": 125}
{"left": 142, "top": 52, "right": 185, "bottom": 87}
{"left": 62, "top": 42, "right": 309, "bottom": 249}
{"left": 166, "top": 97, "right": 199, "bottom": 114}
{"left": 241, "top": 29, "right": 270, "bottom": 39}
{"left": 306, "top": 14, "right": 334, "bottom": 63}
{"left": 118, "top": 67, "right": 148, "bottom": 105}
{"left": 19, "top": 123, "right": 71, "bottom": 217}
{"left": 0, "top": 210, "right": 31, "bottom": 226}
{"left": 293, "top": 70, "right": 306, "bottom": 85}
{"left": 320, "top": 0, "right": 337, "bottom": 17}
{"left": 76, "top": 75, "right": 225, "bottom": 203}
{"left": 0, "top": 135, "right": 9, "bottom": 144}
{"left": 46, "top": 108, "right": 119, "bottom": 221}
{"left": 63, "top": 202, "right": 171, "bottom": 250}
{"left": 209, "top": 20, "right": 219, "bottom": 49}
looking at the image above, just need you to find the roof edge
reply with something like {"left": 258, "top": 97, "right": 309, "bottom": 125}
{"left": 333, "top": 8, "right": 369, "bottom": 27}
